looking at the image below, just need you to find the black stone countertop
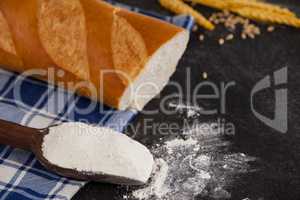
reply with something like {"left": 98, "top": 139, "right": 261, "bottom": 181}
{"left": 73, "top": 0, "right": 300, "bottom": 199}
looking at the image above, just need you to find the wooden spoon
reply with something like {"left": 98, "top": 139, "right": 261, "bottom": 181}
{"left": 0, "top": 118, "right": 146, "bottom": 185}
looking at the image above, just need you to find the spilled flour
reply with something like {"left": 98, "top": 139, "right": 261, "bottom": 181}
{"left": 133, "top": 159, "right": 169, "bottom": 199}
{"left": 168, "top": 102, "right": 201, "bottom": 118}
{"left": 131, "top": 124, "right": 258, "bottom": 200}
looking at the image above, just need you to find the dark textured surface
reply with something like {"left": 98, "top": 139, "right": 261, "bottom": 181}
{"left": 73, "top": 0, "right": 300, "bottom": 199}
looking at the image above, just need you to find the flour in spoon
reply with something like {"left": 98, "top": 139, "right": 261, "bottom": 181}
{"left": 42, "top": 122, "right": 154, "bottom": 183}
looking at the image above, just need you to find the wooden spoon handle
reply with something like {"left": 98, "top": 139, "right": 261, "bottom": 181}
{"left": 0, "top": 119, "right": 38, "bottom": 150}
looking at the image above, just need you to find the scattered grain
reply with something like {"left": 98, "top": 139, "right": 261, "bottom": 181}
{"left": 241, "top": 33, "right": 247, "bottom": 39}
{"left": 267, "top": 25, "right": 275, "bottom": 32}
{"left": 202, "top": 72, "right": 208, "bottom": 79}
{"left": 218, "top": 38, "right": 225, "bottom": 45}
{"left": 225, "top": 33, "right": 234, "bottom": 40}
{"left": 209, "top": 11, "right": 262, "bottom": 40}
{"left": 192, "top": 25, "right": 199, "bottom": 32}
{"left": 242, "top": 23, "right": 261, "bottom": 39}
{"left": 199, "top": 34, "right": 205, "bottom": 41}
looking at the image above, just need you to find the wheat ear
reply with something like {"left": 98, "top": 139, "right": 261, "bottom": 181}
{"left": 159, "top": 0, "right": 215, "bottom": 30}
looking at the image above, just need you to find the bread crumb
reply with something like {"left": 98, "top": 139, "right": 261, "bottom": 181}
{"left": 202, "top": 72, "right": 208, "bottom": 79}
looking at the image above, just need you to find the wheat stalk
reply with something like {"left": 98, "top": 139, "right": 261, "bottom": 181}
{"left": 159, "top": 0, "right": 215, "bottom": 30}
{"left": 184, "top": 0, "right": 300, "bottom": 27}
{"left": 186, "top": 0, "right": 294, "bottom": 16}
{"left": 234, "top": 7, "right": 300, "bottom": 27}
{"left": 227, "top": 0, "right": 295, "bottom": 17}
{"left": 185, "top": 0, "right": 228, "bottom": 10}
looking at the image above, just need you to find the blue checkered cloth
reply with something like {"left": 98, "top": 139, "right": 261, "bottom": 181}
{"left": 0, "top": 2, "right": 194, "bottom": 200}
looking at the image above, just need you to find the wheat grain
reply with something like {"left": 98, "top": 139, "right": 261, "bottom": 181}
{"left": 192, "top": 25, "right": 199, "bottom": 32}
{"left": 225, "top": 33, "right": 234, "bottom": 40}
{"left": 218, "top": 38, "right": 225, "bottom": 45}
{"left": 199, "top": 34, "right": 205, "bottom": 41}
{"left": 267, "top": 26, "right": 275, "bottom": 32}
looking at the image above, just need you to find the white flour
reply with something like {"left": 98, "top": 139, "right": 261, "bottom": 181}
{"left": 133, "top": 159, "right": 169, "bottom": 199}
{"left": 131, "top": 123, "right": 258, "bottom": 200}
{"left": 168, "top": 102, "right": 201, "bottom": 118}
{"left": 42, "top": 122, "right": 154, "bottom": 183}
{"left": 164, "top": 138, "right": 197, "bottom": 154}
{"left": 132, "top": 136, "right": 211, "bottom": 200}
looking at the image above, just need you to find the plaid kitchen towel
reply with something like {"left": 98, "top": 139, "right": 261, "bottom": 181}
{"left": 0, "top": 2, "right": 194, "bottom": 200}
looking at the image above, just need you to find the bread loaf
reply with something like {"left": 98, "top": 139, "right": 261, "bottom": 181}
{"left": 0, "top": 0, "right": 189, "bottom": 110}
